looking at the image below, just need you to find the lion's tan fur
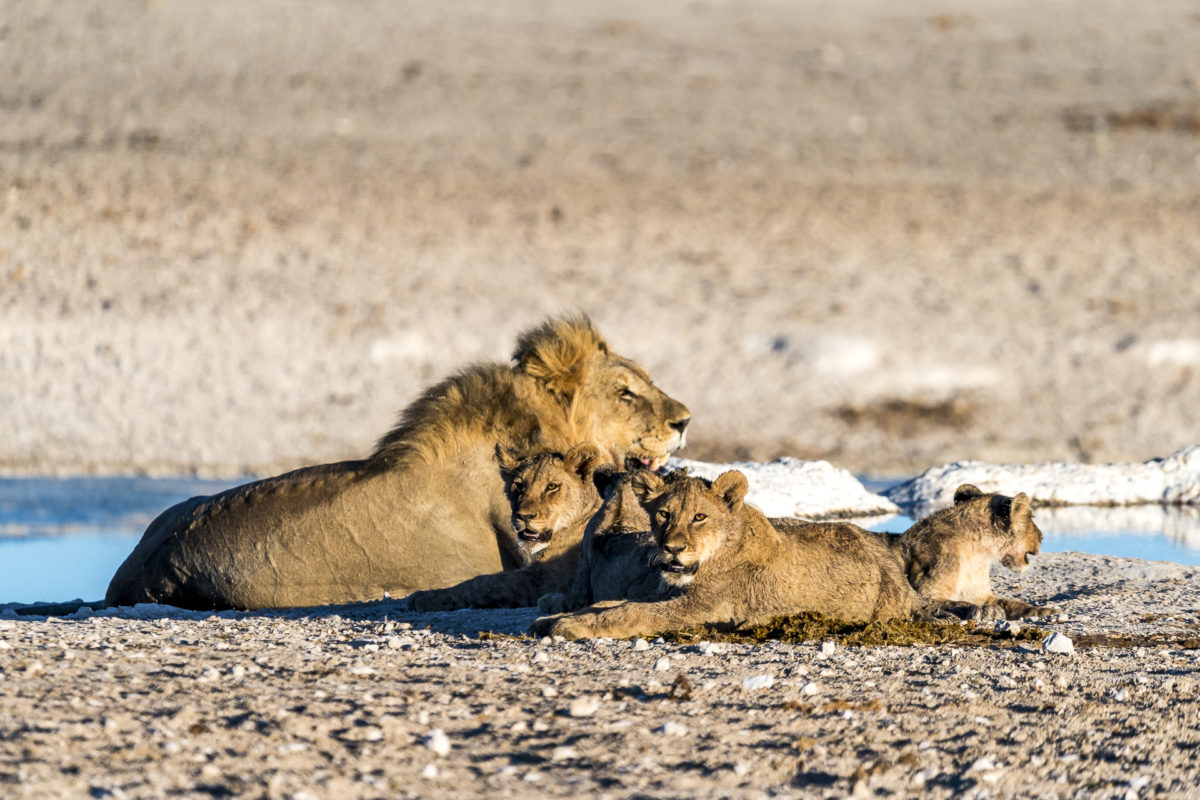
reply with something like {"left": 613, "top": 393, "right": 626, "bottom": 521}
{"left": 531, "top": 470, "right": 914, "bottom": 640}
{"left": 890, "top": 484, "right": 1057, "bottom": 621}
{"left": 106, "top": 316, "right": 690, "bottom": 610}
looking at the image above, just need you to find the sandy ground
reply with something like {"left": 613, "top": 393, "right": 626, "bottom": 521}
{"left": 3, "top": 553, "right": 1200, "bottom": 799}
{"left": 2, "top": 0, "right": 1199, "bottom": 477}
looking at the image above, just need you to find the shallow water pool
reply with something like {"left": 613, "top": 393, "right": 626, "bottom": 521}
{"left": 1, "top": 476, "right": 1198, "bottom": 605}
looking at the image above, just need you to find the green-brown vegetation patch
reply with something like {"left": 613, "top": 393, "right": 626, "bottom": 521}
{"left": 660, "top": 612, "right": 1046, "bottom": 648}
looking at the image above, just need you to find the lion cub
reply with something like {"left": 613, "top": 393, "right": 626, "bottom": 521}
{"left": 531, "top": 470, "right": 914, "bottom": 640}
{"left": 537, "top": 467, "right": 684, "bottom": 615}
{"left": 890, "top": 484, "right": 1057, "bottom": 621}
{"left": 405, "top": 442, "right": 603, "bottom": 611}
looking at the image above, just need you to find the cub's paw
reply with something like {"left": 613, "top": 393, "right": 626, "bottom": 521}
{"left": 529, "top": 613, "right": 565, "bottom": 638}
{"left": 406, "top": 590, "right": 462, "bottom": 612}
{"left": 537, "top": 592, "right": 568, "bottom": 615}
{"left": 528, "top": 613, "right": 594, "bottom": 640}
{"left": 968, "top": 603, "right": 1007, "bottom": 623}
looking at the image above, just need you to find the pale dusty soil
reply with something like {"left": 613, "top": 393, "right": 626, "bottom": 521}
{"left": 3, "top": 554, "right": 1200, "bottom": 799}
{"left": 2, "top": 0, "right": 1200, "bottom": 477}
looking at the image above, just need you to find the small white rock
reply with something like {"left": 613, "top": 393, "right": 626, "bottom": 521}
{"left": 996, "top": 675, "right": 1018, "bottom": 690}
{"left": 697, "top": 641, "right": 724, "bottom": 656}
{"left": 653, "top": 656, "right": 671, "bottom": 672}
{"left": 425, "top": 728, "right": 451, "bottom": 757}
{"left": 421, "top": 763, "right": 438, "bottom": 779}
{"left": 1042, "top": 633, "right": 1075, "bottom": 655}
{"left": 820, "top": 641, "right": 836, "bottom": 657}
{"left": 199, "top": 667, "right": 220, "bottom": 682}
{"left": 532, "top": 651, "right": 549, "bottom": 664}
{"left": 568, "top": 696, "right": 601, "bottom": 717}
{"left": 1110, "top": 688, "right": 1130, "bottom": 702}
{"left": 799, "top": 681, "right": 819, "bottom": 696}
{"left": 658, "top": 721, "right": 688, "bottom": 736}
{"left": 632, "top": 639, "right": 650, "bottom": 652}
{"left": 541, "top": 686, "right": 558, "bottom": 698}
{"left": 741, "top": 674, "right": 775, "bottom": 691}
{"left": 654, "top": 637, "right": 666, "bottom": 644}
{"left": 229, "top": 665, "right": 246, "bottom": 680}
{"left": 550, "top": 745, "right": 578, "bottom": 760}
{"left": 994, "top": 619, "right": 1022, "bottom": 637}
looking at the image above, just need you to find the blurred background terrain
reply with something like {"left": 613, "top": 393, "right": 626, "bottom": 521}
{"left": 1, "top": 0, "right": 1198, "bottom": 477}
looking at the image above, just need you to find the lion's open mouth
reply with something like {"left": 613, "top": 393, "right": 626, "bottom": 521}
{"left": 625, "top": 454, "right": 670, "bottom": 472}
{"left": 660, "top": 561, "right": 698, "bottom": 576}
{"left": 518, "top": 530, "right": 552, "bottom": 544}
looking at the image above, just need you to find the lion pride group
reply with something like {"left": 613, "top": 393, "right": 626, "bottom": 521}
{"left": 107, "top": 317, "right": 1054, "bottom": 636}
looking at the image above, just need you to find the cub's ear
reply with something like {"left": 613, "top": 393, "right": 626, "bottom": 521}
{"left": 565, "top": 442, "right": 603, "bottom": 482}
{"left": 712, "top": 470, "right": 749, "bottom": 511}
{"left": 1009, "top": 492, "right": 1033, "bottom": 531}
{"left": 592, "top": 463, "right": 621, "bottom": 497}
{"left": 953, "top": 484, "right": 984, "bottom": 504}
{"left": 494, "top": 443, "right": 522, "bottom": 478}
{"left": 630, "top": 470, "right": 666, "bottom": 503}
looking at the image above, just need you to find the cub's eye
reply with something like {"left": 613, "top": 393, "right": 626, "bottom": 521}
{"left": 545, "top": 482, "right": 560, "bottom": 493}
{"left": 656, "top": 510, "right": 670, "bottom": 521}
{"left": 618, "top": 387, "right": 638, "bottom": 402}
{"left": 511, "top": 480, "right": 524, "bottom": 492}
{"left": 692, "top": 513, "right": 707, "bottom": 523}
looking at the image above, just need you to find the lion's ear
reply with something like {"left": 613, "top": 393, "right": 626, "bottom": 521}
{"left": 630, "top": 470, "right": 666, "bottom": 503}
{"left": 495, "top": 443, "right": 522, "bottom": 478}
{"left": 592, "top": 463, "right": 621, "bottom": 496}
{"left": 565, "top": 442, "right": 603, "bottom": 483}
{"left": 1009, "top": 492, "right": 1033, "bottom": 533}
{"left": 712, "top": 470, "right": 749, "bottom": 511}
{"left": 953, "top": 484, "right": 984, "bottom": 504}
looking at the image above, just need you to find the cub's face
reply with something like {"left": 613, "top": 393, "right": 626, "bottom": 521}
{"left": 499, "top": 444, "right": 602, "bottom": 556}
{"left": 631, "top": 470, "right": 749, "bottom": 587}
{"left": 1001, "top": 511, "right": 1043, "bottom": 573}
{"left": 955, "top": 485, "right": 1043, "bottom": 573}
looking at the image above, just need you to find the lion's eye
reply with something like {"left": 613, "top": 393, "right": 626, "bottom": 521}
{"left": 545, "top": 483, "right": 560, "bottom": 493}
{"left": 656, "top": 510, "right": 669, "bottom": 521}
{"left": 511, "top": 480, "right": 524, "bottom": 492}
{"left": 618, "top": 387, "right": 638, "bottom": 402}
{"left": 692, "top": 513, "right": 707, "bottom": 523}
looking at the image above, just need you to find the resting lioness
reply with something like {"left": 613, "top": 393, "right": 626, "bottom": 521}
{"left": 405, "top": 443, "right": 604, "bottom": 611}
{"left": 889, "top": 484, "right": 1057, "bottom": 621}
{"left": 105, "top": 316, "right": 690, "bottom": 610}
{"left": 531, "top": 470, "right": 914, "bottom": 640}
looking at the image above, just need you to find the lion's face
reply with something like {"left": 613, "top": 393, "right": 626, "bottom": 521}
{"left": 998, "top": 492, "right": 1042, "bottom": 573}
{"left": 576, "top": 354, "right": 691, "bottom": 471}
{"left": 498, "top": 443, "right": 602, "bottom": 556}
{"left": 954, "top": 485, "right": 1043, "bottom": 574}
{"left": 631, "top": 470, "right": 749, "bottom": 587}
{"left": 511, "top": 317, "right": 690, "bottom": 470}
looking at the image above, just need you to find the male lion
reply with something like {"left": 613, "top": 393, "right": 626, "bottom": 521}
{"left": 405, "top": 443, "right": 605, "bottom": 611}
{"left": 105, "top": 316, "right": 690, "bottom": 610}
{"left": 531, "top": 470, "right": 914, "bottom": 640}
{"left": 889, "top": 484, "right": 1057, "bottom": 621}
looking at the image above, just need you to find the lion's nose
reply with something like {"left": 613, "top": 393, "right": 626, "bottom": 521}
{"left": 670, "top": 417, "right": 690, "bottom": 434}
{"left": 515, "top": 511, "right": 538, "bottom": 523}
{"left": 663, "top": 543, "right": 685, "bottom": 555}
